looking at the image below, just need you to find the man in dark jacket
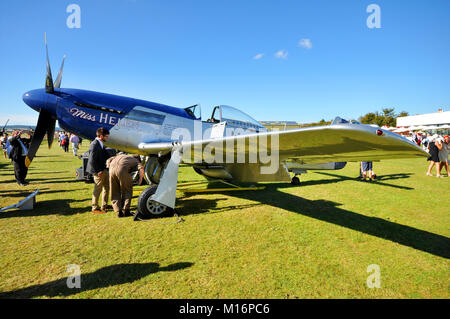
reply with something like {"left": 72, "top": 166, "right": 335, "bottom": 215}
{"left": 9, "top": 130, "right": 32, "bottom": 186}
{"left": 86, "top": 127, "right": 111, "bottom": 213}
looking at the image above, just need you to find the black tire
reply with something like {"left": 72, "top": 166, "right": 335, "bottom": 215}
{"left": 137, "top": 185, "right": 173, "bottom": 218}
{"left": 291, "top": 176, "right": 301, "bottom": 186}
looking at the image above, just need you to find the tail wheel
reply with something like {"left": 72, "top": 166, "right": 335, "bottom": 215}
{"left": 137, "top": 185, "right": 173, "bottom": 218}
{"left": 291, "top": 176, "right": 301, "bottom": 186}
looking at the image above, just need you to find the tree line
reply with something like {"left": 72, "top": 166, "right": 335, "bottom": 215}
{"left": 358, "top": 108, "right": 409, "bottom": 127}
{"left": 302, "top": 108, "right": 409, "bottom": 127}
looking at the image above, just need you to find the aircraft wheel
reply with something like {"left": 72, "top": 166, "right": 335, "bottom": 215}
{"left": 291, "top": 176, "right": 301, "bottom": 186}
{"left": 137, "top": 185, "right": 173, "bottom": 218}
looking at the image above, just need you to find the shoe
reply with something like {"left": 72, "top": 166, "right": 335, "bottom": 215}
{"left": 100, "top": 206, "right": 109, "bottom": 212}
{"left": 22, "top": 181, "right": 29, "bottom": 185}
{"left": 18, "top": 182, "right": 25, "bottom": 186}
{"left": 426, "top": 173, "right": 433, "bottom": 176}
{"left": 437, "top": 175, "right": 443, "bottom": 178}
{"left": 117, "top": 211, "right": 124, "bottom": 218}
{"left": 92, "top": 209, "right": 106, "bottom": 214}
{"left": 123, "top": 210, "right": 134, "bottom": 217}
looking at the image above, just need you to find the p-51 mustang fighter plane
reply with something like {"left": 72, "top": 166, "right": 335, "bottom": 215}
{"left": 22, "top": 36, "right": 428, "bottom": 217}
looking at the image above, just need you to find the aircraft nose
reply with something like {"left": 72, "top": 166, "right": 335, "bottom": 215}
{"left": 23, "top": 88, "right": 57, "bottom": 116}
{"left": 23, "top": 89, "right": 46, "bottom": 112}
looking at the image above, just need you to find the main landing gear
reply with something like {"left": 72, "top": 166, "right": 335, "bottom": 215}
{"left": 136, "top": 185, "right": 174, "bottom": 218}
{"left": 135, "top": 149, "right": 182, "bottom": 219}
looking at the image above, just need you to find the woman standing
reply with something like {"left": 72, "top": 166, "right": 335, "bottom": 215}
{"left": 426, "top": 135, "right": 442, "bottom": 177}
{"left": 438, "top": 135, "right": 449, "bottom": 177}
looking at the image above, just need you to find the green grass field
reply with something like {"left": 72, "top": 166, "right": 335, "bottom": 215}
{"left": 0, "top": 143, "right": 448, "bottom": 299}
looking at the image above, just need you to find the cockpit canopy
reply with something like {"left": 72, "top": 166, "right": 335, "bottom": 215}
{"left": 208, "top": 105, "right": 265, "bottom": 130}
{"left": 184, "top": 104, "right": 201, "bottom": 120}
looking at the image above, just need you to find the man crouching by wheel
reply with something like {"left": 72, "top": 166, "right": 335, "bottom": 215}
{"left": 106, "top": 153, "right": 144, "bottom": 218}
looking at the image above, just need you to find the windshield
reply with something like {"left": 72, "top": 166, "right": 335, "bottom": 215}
{"left": 184, "top": 104, "right": 201, "bottom": 120}
{"left": 219, "top": 105, "right": 265, "bottom": 129}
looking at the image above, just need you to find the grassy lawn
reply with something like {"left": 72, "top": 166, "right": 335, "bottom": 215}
{"left": 0, "top": 142, "right": 448, "bottom": 298}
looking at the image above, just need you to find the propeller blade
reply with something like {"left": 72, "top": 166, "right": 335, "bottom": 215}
{"left": 45, "top": 33, "right": 54, "bottom": 93}
{"left": 46, "top": 118, "right": 56, "bottom": 148}
{"left": 54, "top": 55, "right": 66, "bottom": 89}
{"left": 25, "top": 109, "right": 54, "bottom": 167}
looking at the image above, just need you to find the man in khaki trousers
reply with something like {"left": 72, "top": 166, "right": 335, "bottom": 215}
{"left": 86, "top": 127, "right": 111, "bottom": 214}
{"left": 106, "top": 154, "right": 144, "bottom": 217}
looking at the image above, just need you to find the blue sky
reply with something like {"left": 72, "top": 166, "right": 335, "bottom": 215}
{"left": 0, "top": 0, "right": 449, "bottom": 125}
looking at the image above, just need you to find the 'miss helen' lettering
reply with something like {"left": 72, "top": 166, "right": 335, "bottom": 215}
{"left": 99, "top": 112, "right": 118, "bottom": 125}
{"left": 70, "top": 108, "right": 96, "bottom": 121}
{"left": 70, "top": 108, "right": 118, "bottom": 125}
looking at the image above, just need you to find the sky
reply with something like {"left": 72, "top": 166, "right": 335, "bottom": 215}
{"left": 0, "top": 0, "right": 449, "bottom": 125}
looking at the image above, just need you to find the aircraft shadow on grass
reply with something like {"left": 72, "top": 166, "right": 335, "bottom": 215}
{"left": 176, "top": 196, "right": 261, "bottom": 216}
{"left": 0, "top": 262, "right": 193, "bottom": 299}
{"left": 176, "top": 182, "right": 449, "bottom": 260}
{"left": 310, "top": 172, "right": 415, "bottom": 190}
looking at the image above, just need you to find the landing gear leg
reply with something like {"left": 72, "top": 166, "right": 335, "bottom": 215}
{"left": 136, "top": 148, "right": 182, "bottom": 219}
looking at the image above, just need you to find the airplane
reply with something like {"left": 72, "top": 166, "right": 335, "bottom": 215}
{"left": 21, "top": 35, "right": 428, "bottom": 218}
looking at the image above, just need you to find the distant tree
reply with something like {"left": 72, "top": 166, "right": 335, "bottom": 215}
{"left": 379, "top": 109, "right": 394, "bottom": 127}
{"left": 359, "top": 112, "right": 376, "bottom": 124}
{"left": 382, "top": 108, "right": 395, "bottom": 117}
{"left": 358, "top": 108, "right": 407, "bottom": 127}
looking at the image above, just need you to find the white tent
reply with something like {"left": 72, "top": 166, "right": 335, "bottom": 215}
{"left": 393, "top": 127, "right": 409, "bottom": 133}
{"left": 422, "top": 125, "right": 439, "bottom": 130}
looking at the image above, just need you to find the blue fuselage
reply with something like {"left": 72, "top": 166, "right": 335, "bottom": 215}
{"left": 23, "top": 88, "right": 204, "bottom": 153}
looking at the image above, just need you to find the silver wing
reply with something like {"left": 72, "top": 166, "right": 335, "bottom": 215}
{"left": 138, "top": 123, "right": 428, "bottom": 182}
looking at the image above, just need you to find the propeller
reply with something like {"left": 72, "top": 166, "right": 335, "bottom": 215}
{"left": 25, "top": 110, "right": 55, "bottom": 167}
{"left": 1, "top": 119, "right": 9, "bottom": 134}
{"left": 54, "top": 55, "right": 66, "bottom": 89}
{"left": 45, "top": 33, "right": 54, "bottom": 93}
{"left": 25, "top": 33, "right": 65, "bottom": 167}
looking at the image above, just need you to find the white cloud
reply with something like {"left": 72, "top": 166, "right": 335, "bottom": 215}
{"left": 274, "top": 50, "right": 288, "bottom": 59}
{"left": 253, "top": 53, "right": 264, "bottom": 60}
{"left": 298, "top": 38, "right": 312, "bottom": 49}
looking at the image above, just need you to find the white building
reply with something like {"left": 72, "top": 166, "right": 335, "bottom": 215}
{"left": 397, "top": 110, "right": 450, "bottom": 127}
{"left": 396, "top": 110, "right": 450, "bottom": 131}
